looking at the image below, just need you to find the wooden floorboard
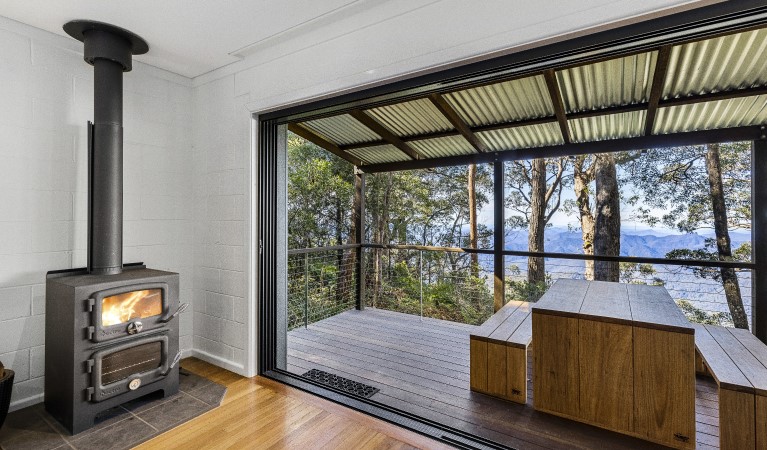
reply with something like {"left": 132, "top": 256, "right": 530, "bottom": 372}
{"left": 137, "top": 358, "right": 447, "bottom": 450}
{"left": 288, "top": 308, "right": 722, "bottom": 450}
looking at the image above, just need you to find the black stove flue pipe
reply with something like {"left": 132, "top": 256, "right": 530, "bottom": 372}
{"left": 64, "top": 21, "right": 149, "bottom": 275}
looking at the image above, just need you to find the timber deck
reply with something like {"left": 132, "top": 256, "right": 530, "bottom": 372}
{"left": 287, "top": 308, "right": 721, "bottom": 450}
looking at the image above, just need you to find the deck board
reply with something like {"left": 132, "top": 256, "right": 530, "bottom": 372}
{"left": 288, "top": 308, "right": 721, "bottom": 450}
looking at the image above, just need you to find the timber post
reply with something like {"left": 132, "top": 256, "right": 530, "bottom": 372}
{"left": 494, "top": 159, "right": 505, "bottom": 312}
{"left": 754, "top": 132, "right": 767, "bottom": 343}
{"left": 354, "top": 169, "right": 366, "bottom": 310}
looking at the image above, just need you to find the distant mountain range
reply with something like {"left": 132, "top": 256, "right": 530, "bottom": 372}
{"left": 504, "top": 227, "right": 751, "bottom": 258}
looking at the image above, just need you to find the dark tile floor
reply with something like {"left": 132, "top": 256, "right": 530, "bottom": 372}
{"left": 0, "top": 369, "right": 226, "bottom": 450}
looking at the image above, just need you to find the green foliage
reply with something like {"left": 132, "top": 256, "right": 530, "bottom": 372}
{"left": 506, "top": 278, "right": 551, "bottom": 302}
{"left": 365, "top": 166, "right": 493, "bottom": 247}
{"left": 675, "top": 299, "right": 733, "bottom": 327}
{"left": 619, "top": 262, "right": 664, "bottom": 285}
{"left": 287, "top": 134, "right": 354, "bottom": 249}
{"left": 623, "top": 142, "right": 751, "bottom": 232}
{"left": 665, "top": 239, "right": 750, "bottom": 282}
{"left": 287, "top": 251, "right": 357, "bottom": 330}
{"left": 367, "top": 250, "right": 494, "bottom": 325}
{"left": 288, "top": 134, "right": 497, "bottom": 326}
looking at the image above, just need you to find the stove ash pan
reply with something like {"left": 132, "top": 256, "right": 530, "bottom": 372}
{"left": 45, "top": 267, "right": 182, "bottom": 434}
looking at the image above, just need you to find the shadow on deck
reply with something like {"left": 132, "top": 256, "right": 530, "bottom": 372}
{"left": 287, "top": 308, "right": 720, "bottom": 450}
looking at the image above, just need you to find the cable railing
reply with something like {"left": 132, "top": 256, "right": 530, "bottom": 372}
{"left": 503, "top": 256, "right": 753, "bottom": 328}
{"left": 362, "top": 247, "right": 495, "bottom": 325}
{"left": 286, "top": 243, "right": 755, "bottom": 329}
{"left": 287, "top": 244, "right": 358, "bottom": 330}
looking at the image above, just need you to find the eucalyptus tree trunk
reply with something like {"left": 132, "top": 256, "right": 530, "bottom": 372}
{"left": 528, "top": 158, "right": 547, "bottom": 283}
{"left": 468, "top": 163, "right": 479, "bottom": 278}
{"left": 594, "top": 153, "right": 620, "bottom": 281}
{"left": 705, "top": 144, "right": 749, "bottom": 329}
{"left": 573, "top": 155, "right": 595, "bottom": 280}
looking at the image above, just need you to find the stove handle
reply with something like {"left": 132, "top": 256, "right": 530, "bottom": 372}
{"left": 159, "top": 302, "right": 189, "bottom": 323}
{"left": 162, "top": 351, "right": 182, "bottom": 376}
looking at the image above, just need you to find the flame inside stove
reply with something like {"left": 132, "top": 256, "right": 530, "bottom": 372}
{"left": 102, "top": 289, "right": 163, "bottom": 327}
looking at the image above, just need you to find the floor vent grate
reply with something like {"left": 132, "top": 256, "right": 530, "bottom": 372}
{"left": 302, "top": 369, "right": 379, "bottom": 398}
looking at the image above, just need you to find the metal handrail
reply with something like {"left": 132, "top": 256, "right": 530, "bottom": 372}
{"left": 360, "top": 243, "right": 754, "bottom": 269}
{"left": 288, "top": 243, "right": 360, "bottom": 255}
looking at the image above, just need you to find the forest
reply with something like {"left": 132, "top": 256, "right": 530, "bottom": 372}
{"left": 286, "top": 132, "right": 752, "bottom": 329}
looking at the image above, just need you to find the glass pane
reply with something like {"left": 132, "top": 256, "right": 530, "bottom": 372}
{"left": 102, "top": 289, "right": 163, "bottom": 327}
{"left": 101, "top": 341, "right": 162, "bottom": 385}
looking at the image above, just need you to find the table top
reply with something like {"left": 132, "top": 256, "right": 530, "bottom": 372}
{"left": 533, "top": 279, "right": 694, "bottom": 334}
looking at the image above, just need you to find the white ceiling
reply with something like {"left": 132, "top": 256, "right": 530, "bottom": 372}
{"left": 0, "top": 0, "right": 422, "bottom": 78}
{"left": 0, "top": 0, "right": 718, "bottom": 79}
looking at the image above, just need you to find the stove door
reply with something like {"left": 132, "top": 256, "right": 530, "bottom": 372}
{"left": 88, "top": 334, "right": 169, "bottom": 402}
{"left": 89, "top": 283, "right": 170, "bottom": 342}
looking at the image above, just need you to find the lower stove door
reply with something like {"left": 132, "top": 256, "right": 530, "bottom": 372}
{"left": 88, "top": 334, "right": 170, "bottom": 402}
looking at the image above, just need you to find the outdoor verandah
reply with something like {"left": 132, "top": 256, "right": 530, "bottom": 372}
{"left": 286, "top": 307, "right": 722, "bottom": 450}
{"left": 264, "top": 17, "right": 767, "bottom": 450}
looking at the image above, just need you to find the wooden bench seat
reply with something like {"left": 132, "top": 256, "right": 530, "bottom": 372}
{"left": 693, "top": 324, "right": 767, "bottom": 450}
{"left": 469, "top": 300, "right": 532, "bottom": 404}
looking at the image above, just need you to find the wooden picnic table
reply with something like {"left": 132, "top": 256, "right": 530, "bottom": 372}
{"left": 532, "top": 279, "right": 695, "bottom": 449}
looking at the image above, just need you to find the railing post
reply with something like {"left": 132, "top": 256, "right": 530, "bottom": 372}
{"left": 493, "top": 160, "right": 506, "bottom": 312}
{"left": 753, "top": 135, "right": 767, "bottom": 343}
{"left": 354, "top": 170, "right": 366, "bottom": 310}
{"left": 304, "top": 252, "right": 309, "bottom": 328}
{"left": 419, "top": 250, "right": 424, "bottom": 321}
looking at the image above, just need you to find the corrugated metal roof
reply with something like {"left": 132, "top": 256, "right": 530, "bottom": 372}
{"left": 408, "top": 135, "right": 475, "bottom": 158}
{"left": 444, "top": 75, "right": 553, "bottom": 126}
{"left": 367, "top": 98, "right": 453, "bottom": 137}
{"left": 477, "top": 123, "right": 564, "bottom": 151}
{"left": 346, "top": 145, "right": 410, "bottom": 165}
{"left": 301, "top": 114, "right": 381, "bottom": 145}
{"left": 663, "top": 28, "right": 767, "bottom": 99}
{"left": 557, "top": 52, "right": 657, "bottom": 113}
{"left": 290, "top": 27, "right": 767, "bottom": 168}
{"left": 653, "top": 95, "right": 767, "bottom": 134}
{"left": 570, "top": 111, "right": 646, "bottom": 143}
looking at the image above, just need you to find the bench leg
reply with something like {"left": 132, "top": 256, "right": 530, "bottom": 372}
{"left": 487, "top": 342, "right": 507, "bottom": 398}
{"left": 506, "top": 346, "right": 527, "bottom": 404}
{"left": 695, "top": 349, "right": 709, "bottom": 376}
{"left": 470, "top": 338, "right": 487, "bottom": 393}
{"left": 719, "top": 388, "right": 755, "bottom": 450}
{"left": 757, "top": 395, "right": 767, "bottom": 450}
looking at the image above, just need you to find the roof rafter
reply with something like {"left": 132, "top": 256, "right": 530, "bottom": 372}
{"left": 287, "top": 123, "right": 363, "bottom": 167}
{"left": 428, "top": 93, "right": 488, "bottom": 153}
{"left": 359, "top": 126, "right": 762, "bottom": 173}
{"left": 645, "top": 45, "right": 673, "bottom": 136}
{"left": 349, "top": 109, "right": 422, "bottom": 160}
{"left": 334, "top": 84, "right": 767, "bottom": 151}
{"left": 543, "top": 69, "right": 571, "bottom": 144}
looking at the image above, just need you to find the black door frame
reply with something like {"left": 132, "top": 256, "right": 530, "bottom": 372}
{"left": 257, "top": 2, "right": 767, "bottom": 446}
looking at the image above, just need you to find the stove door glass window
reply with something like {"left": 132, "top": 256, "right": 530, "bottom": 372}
{"left": 102, "top": 289, "right": 163, "bottom": 327}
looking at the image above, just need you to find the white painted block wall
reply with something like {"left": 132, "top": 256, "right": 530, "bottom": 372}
{"left": 188, "top": 73, "right": 253, "bottom": 375}
{"left": 0, "top": 18, "right": 194, "bottom": 410}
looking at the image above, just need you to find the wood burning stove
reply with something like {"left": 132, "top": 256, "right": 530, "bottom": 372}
{"left": 44, "top": 21, "right": 187, "bottom": 435}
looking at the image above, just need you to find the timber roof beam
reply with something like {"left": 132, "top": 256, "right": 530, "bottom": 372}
{"left": 349, "top": 109, "right": 423, "bottom": 160}
{"left": 428, "top": 93, "right": 488, "bottom": 153}
{"left": 287, "top": 122, "right": 363, "bottom": 167}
